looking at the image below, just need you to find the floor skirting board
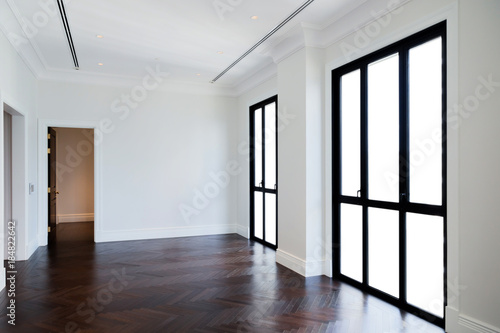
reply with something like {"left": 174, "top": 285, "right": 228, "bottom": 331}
{"left": 446, "top": 307, "right": 500, "bottom": 333}
{"left": 94, "top": 224, "right": 238, "bottom": 243}
{"left": 57, "top": 213, "right": 94, "bottom": 223}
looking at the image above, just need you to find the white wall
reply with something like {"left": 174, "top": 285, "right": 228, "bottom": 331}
{"left": 0, "top": 26, "right": 38, "bottom": 295}
{"left": 456, "top": 0, "right": 500, "bottom": 331}
{"left": 55, "top": 127, "right": 94, "bottom": 223}
{"left": 37, "top": 81, "right": 239, "bottom": 242}
{"left": 1, "top": 0, "right": 499, "bottom": 331}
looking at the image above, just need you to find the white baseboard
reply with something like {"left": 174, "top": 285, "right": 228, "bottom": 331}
{"left": 276, "top": 249, "right": 327, "bottom": 277}
{"left": 446, "top": 307, "right": 500, "bottom": 333}
{"left": 276, "top": 249, "right": 306, "bottom": 276}
{"left": 237, "top": 225, "right": 249, "bottom": 238}
{"left": 57, "top": 213, "right": 94, "bottom": 223}
{"left": 94, "top": 224, "right": 238, "bottom": 243}
{"left": 458, "top": 315, "right": 500, "bottom": 333}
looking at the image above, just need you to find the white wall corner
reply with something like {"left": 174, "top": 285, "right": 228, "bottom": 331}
{"left": 262, "top": 24, "right": 307, "bottom": 64}
{"left": 233, "top": 62, "right": 278, "bottom": 96}
{"left": 236, "top": 225, "right": 249, "bottom": 239}
{"left": 276, "top": 249, "right": 306, "bottom": 276}
{"left": 304, "top": 257, "right": 327, "bottom": 277}
{"left": 276, "top": 249, "right": 329, "bottom": 277}
{"left": 24, "top": 237, "right": 39, "bottom": 261}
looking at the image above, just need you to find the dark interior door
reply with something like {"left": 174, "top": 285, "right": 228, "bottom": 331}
{"left": 48, "top": 128, "right": 57, "bottom": 245}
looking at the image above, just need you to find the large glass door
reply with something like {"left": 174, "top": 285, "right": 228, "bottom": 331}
{"left": 250, "top": 96, "right": 278, "bottom": 249}
{"left": 333, "top": 22, "right": 446, "bottom": 326}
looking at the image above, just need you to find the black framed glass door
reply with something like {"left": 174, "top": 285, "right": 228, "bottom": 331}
{"left": 332, "top": 22, "right": 446, "bottom": 326}
{"left": 250, "top": 96, "right": 278, "bottom": 249}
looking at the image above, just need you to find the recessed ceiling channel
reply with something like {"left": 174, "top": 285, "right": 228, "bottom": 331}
{"left": 56, "top": 0, "right": 79, "bottom": 70}
{"left": 210, "top": 0, "right": 316, "bottom": 83}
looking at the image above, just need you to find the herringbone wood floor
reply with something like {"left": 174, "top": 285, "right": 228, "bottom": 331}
{"left": 1, "top": 233, "right": 445, "bottom": 332}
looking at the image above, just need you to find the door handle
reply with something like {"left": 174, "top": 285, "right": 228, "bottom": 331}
{"left": 357, "top": 190, "right": 361, "bottom": 198}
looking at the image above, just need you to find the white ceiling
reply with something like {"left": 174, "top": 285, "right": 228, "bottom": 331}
{"left": 0, "top": 0, "right": 378, "bottom": 93}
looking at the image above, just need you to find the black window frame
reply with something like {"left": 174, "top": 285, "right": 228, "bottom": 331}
{"left": 249, "top": 95, "right": 278, "bottom": 250}
{"left": 332, "top": 21, "right": 447, "bottom": 328}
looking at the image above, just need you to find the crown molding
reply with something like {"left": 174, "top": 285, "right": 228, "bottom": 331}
{"left": 1, "top": 0, "right": 414, "bottom": 97}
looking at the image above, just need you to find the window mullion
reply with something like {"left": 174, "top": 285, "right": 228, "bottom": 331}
{"left": 360, "top": 65, "right": 369, "bottom": 286}
{"left": 399, "top": 48, "right": 409, "bottom": 303}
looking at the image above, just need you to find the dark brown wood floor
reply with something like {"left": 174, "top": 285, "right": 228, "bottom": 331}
{"left": 1, "top": 233, "right": 445, "bottom": 332}
{"left": 56, "top": 222, "right": 95, "bottom": 243}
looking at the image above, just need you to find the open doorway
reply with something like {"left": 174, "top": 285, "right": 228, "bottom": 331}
{"left": 3, "top": 103, "right": 27, "bottom": 265}
{"left": 48, "top": 127, "right": 95, "bottom": 245}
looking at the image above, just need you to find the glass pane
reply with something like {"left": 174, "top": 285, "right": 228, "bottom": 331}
{"left": 340, "top": 204, "right": 362, "bottom": 282}
{"left": 264, "top": 194, "right": 276, "bottom": 245}
{"left": 368, "top": 54, "right": 399, "bottom": 202}
{"left": 409, "top": 38, "right": 442, "bottom": 205}
{"left": 264, "top": 103, "right": 276, "bottom": 189}
{"left": 368, "top": 208, "right": 399, "bottom": 297}
{"left": 254, "top": 192, "right": 263, "bottom": 239}
{"left": 407, "top": 213, "right": 444, "bottom": 318}
{"left": 254, "top": 109, "right": 262, "bottom": 187}
{"left": 341, "top": 70, "right": 361, "bottom": 197}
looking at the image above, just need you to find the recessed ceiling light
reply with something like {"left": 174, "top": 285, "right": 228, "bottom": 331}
{"left": 98, "top": 63, "right": 103, "bottom": 66}
{"left": 96, "top": 35, "right": 104, "bottom": 38}
{"left": 217, "top": 51, "right": 224, "bottom": 54}
{"left": 251, "top": 16, "right": 258, "bottom": 20}
{"left": 196, "top": 73, "right": 201, "bottom": 76}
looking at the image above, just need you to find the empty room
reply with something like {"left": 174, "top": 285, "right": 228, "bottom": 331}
{"left": 0, "top": 0, "right": 499, "bottom": 332}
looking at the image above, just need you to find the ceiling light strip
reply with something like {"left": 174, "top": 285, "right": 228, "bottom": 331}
{"left": 56, "top": 0, "right": 79, "bottom": 70}
{"left": 210, "top": 0, "right": 316, "bottom": 83}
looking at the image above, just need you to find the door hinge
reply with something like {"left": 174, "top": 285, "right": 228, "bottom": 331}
{"left": 47, "top": 133, "right": 51, "bottom": 139}
{"left": 48, "top": 187, "right": 51, "bottom": 193}
{"left": 48, "top": 226, "right": 51, "bottom": 232}
{"left": 47, "top": 148, "right": 51, "bottom": 154}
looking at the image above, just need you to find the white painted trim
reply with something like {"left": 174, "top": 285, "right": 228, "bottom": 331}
{"left": 305, "top": 258, "right": 327, "bottom": 277}
{"left": 275, "top": 250, "right": 325, "bottom": 277}
{"left": 457, "top": 314, "right": 500, "bottom": 333}
{"left": 95, "top": 224, "right": 238, "bottom": 243}
{"left": 38, "top": 119, "right": 101, "bottom": 247}
{"left": 276, "top": 250, "right": 327, "bottom": 277}
{"left": 57, "top": 214, "right": 94, "bottom": 223}
{"left": 276, "top": 249, "right": 306, "bottom": 276}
